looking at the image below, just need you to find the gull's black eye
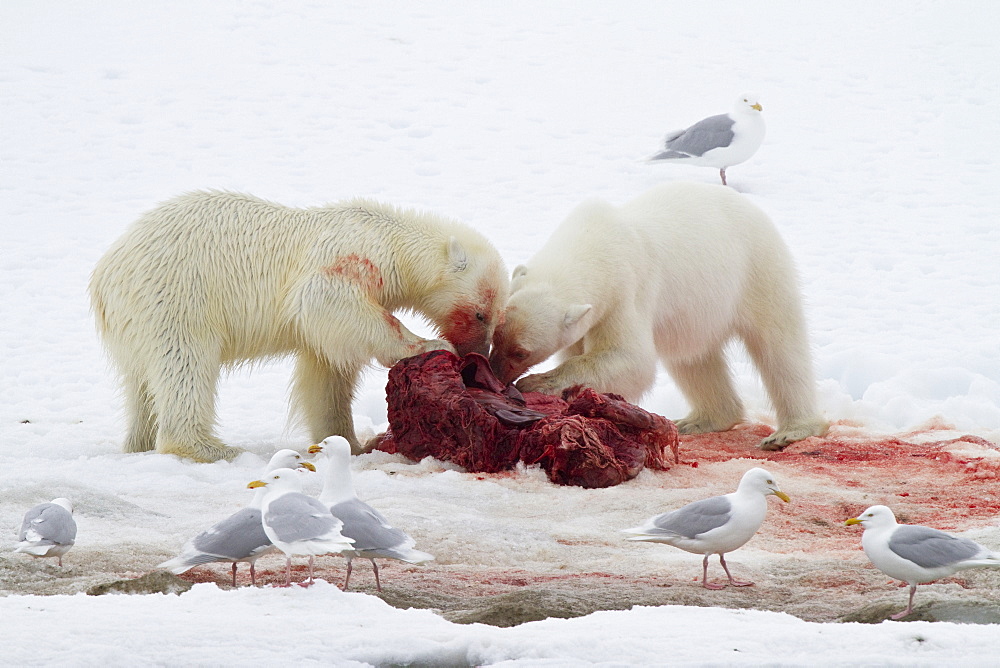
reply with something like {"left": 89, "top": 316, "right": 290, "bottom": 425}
{"left": 476, "top": 312, "right": 485, "bottom": 322}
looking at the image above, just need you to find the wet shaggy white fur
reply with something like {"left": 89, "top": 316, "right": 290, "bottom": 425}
{"left": 90, "top": 191, "right": 508, "bottom": 461}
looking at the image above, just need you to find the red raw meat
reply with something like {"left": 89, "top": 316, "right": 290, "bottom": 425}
{"left": 375, "top": 350, "right": 677, "bottom": 487}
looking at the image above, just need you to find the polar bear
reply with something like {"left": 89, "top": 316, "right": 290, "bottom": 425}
{"left": 90, "top": 191, "right": 508, "bottom": 462}
{"left": 489, "top": 182, "right": 827, "bottom": 450}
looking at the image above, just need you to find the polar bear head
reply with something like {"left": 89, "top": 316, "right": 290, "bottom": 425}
{"left": 489, "top": 269, "right": 592, "bottom": 385}
{"left": 423, "top": 236, "right": 509, "bottom": 358}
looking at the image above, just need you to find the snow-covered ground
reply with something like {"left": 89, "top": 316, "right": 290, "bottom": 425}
{"left": 2, "top": 1, "right": 998, "bottom": 665}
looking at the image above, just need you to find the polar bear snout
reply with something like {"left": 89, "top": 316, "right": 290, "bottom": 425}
{"left": 488, "top": 352, "right": 522, "bottom": 386}
{"left": 437, "top": 276, "right": 507, "bottom": 359}
{"left": 442, "top": 312, "right": 491, "bottom": 357}
{"left": 488, "top": 325, "right": 532, "bottom": 385}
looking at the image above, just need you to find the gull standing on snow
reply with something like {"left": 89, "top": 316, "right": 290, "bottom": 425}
{"left": 624, "top": 467, "right": 789, "bottom": 589}
{"left": 845, "top": 505, "right": 1000, "bottom": 619}
{"left": 248, "top": 467, "right": 355, "bottom": 586}
{"left": 309, "top": 436, "right": 434, "bottom": 592}
{"left": 648, "top": 93, "right": 765, "bottom": 185}
{"left": 157, "top": 449, "right": 315, "bottom": 586}
{"left": 15, "top": 498, "right": 77, "bottom": 566}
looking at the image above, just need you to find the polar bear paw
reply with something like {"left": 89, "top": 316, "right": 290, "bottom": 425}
{"left": 514, "top": 370, "right": 570, "bottom": 396}
{"left": 758, "top": 418, "right": 829, "bottom": 451}
{"left": 156, "top": 438, "right": 244, "bottom": 463}
{"left": 414, "top": 338, "right": 457, "bottom": 355}
{"left": 674, "top": 413, "right": 741, "bottom": 436}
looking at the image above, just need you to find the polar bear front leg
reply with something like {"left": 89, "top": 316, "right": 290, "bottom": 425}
{"left": 290, "top": 351, "right": 365, "bottom": 453}
{"left": 515, "top": 346, "right": 657, "bottom": 401}
{"left": 745, "top": 332, "right": 830, "bottom": 450}
{"left": 368, "top": 312, "right": 456, "bottom": 367}
{"left": 665, "top": 348, "right": 745, "bottom": 435}
{"left": 741, "top": 326, "right": 829, "bottom": 450}
{"left": 295, "top": 279, "right": 456, "bottom": 371}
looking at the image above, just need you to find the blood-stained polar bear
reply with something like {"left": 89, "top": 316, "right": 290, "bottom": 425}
{"left": 489, "top": 182, "right": 826, "bottom": 450}
{"left": 91, "top": 191, "right": 507, "bottom": 462}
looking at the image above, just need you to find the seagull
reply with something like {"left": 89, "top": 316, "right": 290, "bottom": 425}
{"left": 309, "top": 436, "right": 434, "bottom": 592}
{"left": 157, "top": 449, "right": 315, "bottom": 586}
{"left": 845, "top": 505, "right": 1000, "bottom": 619}
{"left": 624, "top": 467, "right": 789, "bottom": 589}
{"left": 249, "top": 467, "right": 355, "bottom": 586}
{"left": 15, "top": 497, "right": 77, "bottom": 566}
{"left": 648, "top": 93, "right": 766, "bottom": 185}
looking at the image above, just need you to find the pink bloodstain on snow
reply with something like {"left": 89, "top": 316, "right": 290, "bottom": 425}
{"left": 324, "top": 254, "right": 384, "bottom": 294}
{"left": 171, "top": 417, "right": 999, "bottom": 616}
{"left": 677, "top": 421, "right": 1000, "bottom": 544}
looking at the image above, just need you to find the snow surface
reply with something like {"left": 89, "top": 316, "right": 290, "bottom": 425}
{"left": 2, "top": 1, "right": 999, "bottom": 665}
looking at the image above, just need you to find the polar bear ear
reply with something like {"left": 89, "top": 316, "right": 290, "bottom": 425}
{"left": 448, "top": 237, "right": 468, "bottom": 272}
{"left": 564, "top": 304, "right": 592, "bottom": 328}
{"left": 511, "top": 265, "right": 528, "bottom": 281}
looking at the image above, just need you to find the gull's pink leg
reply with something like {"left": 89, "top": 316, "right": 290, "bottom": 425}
{"left": 284, "top": 557, "right": 293, "bottom": 586}
{"left": 891, "top": 584, "right": 917, "bottom": 620}
{"left": 371, "top": 559, "right": 382, "bottom": 593}
{"left": 231, "top": 563, "right": 238, "bottom": 587}
{"left": 720, "top": 168, "right": 728, "bottom": 186}
{"left": 306, "top": 555, "right": 315, "bottom": 584}
{"left": 250, "top": 562, "right": 257, "bottom": 586}
{"left": 719, "top": 554, "right": 754, "bottom": 587}
{"left": 343, "top": 558, "right": 353, "bottom": 591}
{"left": 702, "top": 554, "right": 725, "bottom": 590}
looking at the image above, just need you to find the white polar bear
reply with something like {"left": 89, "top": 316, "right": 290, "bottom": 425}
{"left": 489, "top": 182, "right": 827, "bottom": 450}
{"left": 90, "top": 191, "right": 508, "bottom": 462}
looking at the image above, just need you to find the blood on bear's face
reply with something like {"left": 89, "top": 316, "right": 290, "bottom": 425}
{"left": 488, "top": 301, "right": 562, "bottom": 385}
{"left": 440, "top": 281, "right": 502, "bottom": 357}
{"left": 488, "top": 315, "right": 533, "bottom": 384}
{"left": 426, "top": 241, "right": 508, "bottom": 359}
{"left": 489, "top": 287, "right": 589, "bottom": 386}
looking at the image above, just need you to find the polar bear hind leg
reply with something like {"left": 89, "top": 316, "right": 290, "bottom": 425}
{"left": 148, "top": 341, "right": 241, "bottom": 462}
{"left": 666, "top": 347, "right": 745, "bottom": 435}
{"left": 121, "top": 374, "right": 156, "bottom": 453}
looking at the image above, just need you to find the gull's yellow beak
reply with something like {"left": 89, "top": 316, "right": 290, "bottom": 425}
{"left": 307, "top": 444, "right": 323, "bottom": 455}
{"left": 845, "top": 517, "right": 862, "bottom": 526}
{"left": 752, "top": 103, "right": 763, "bottom": 112}
{"left": 298, "top": 461, "right": 317, "bottom": 472}
{"left": 247, "top": 480, "right": 267, "bottom": 489}
{"left": 774, "top": 490, "right": 790, "bottom": 503}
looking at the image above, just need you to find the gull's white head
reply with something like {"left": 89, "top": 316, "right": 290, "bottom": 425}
{"left": 845, "top": 504, "right": 898, "bottom": 529}
{"left": 735, "top": 92, "right": 763, "bottom": 114}
{"left": 51, "top": 498, "right": 73, "bottom": 513}
{"left": 738, "top": 467, "right": 790, "bottom": 502}
{"left": 247, "top": 467, "right": 305, "bottom": 492}
{"left": 309, "top": 435, "right": 353, "bottom": 460}
{"left": 267, "top": 448, "right": 316, "bottom": 472}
